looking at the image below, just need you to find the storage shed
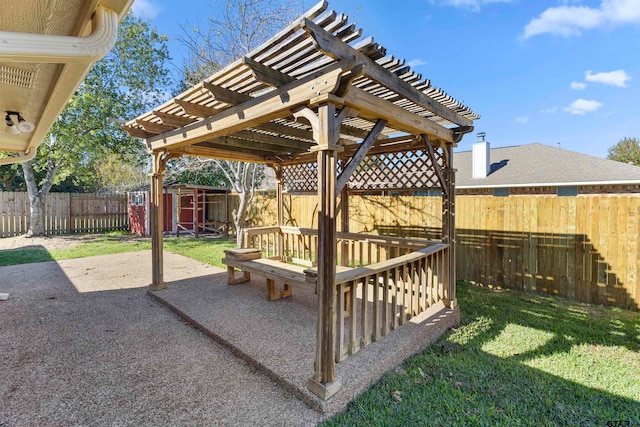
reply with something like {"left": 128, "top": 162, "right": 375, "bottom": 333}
{"left": 128, "top": 183, "right": 230, "bottom": 236}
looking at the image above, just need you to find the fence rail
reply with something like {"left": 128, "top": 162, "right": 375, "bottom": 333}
{"left": 0, "top": 192, "right": 128, "bottom": 237}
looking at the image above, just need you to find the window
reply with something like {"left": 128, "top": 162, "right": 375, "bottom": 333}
{"left": 557, "top": 186, "right": 578, "bottom": 197}
{"left": 493, "top": 188, "right": 510, "bottom": 197}
{"left": 130, "top": 193, "right": 144, "bottom": 206}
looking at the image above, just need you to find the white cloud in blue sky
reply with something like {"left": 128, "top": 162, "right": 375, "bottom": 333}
{"left": 523, "top": 0, "right": 640, "bottom": 39}
{"left": 407, "top": 59, "right": 428, "bottom": 68}
{"left": 131, "top": 0, "right": 161, "bottom": 20}
{"left": 439, "top": 0, "right": 512, "bottom": 12}
{"left": 540, "top": 107, "right": 558, "bottom": 114}
{"left": 585, "top": 69, "right": 631, "bottom": 87}
{"left": 564, "top": 99, "right": 603, "bottom": 115}
{"left": 516, "top": 116, "right": 529, "bottom": 124}
{"left": 570, "top": 81, "right": 587, "bottom": 90}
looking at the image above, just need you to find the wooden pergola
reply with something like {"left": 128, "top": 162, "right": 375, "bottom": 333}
{"left": 125, "top": 1, "right": 478, "bottom": 400}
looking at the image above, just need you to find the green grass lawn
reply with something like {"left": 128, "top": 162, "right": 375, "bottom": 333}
{"left": 324, "top": 283, "right": 640, "bottom": 427}
{"left": 0, "top": 232, "right": 236, "bottom": 269}
{"left": 2, "top": 234, "right": 639, "bottom": 425}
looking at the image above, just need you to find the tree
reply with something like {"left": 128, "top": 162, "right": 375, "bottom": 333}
{"left": 20, "top": 13, "right": 171, "bottom": 236}
{"left": 178, "top": 0, "right": 299, "bottom": 246}
{"left": 607, "top": 137, "right": 640, "bottom": 166}
{"left": 94, "top": 153, "right": 149, "bottom": 194}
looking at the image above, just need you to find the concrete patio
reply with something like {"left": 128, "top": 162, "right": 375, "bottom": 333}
{"left": 0, "top": 249, "right": 459, "bottom": 424}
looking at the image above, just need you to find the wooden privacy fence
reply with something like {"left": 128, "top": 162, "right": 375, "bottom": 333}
{"left": 0, "top": 192, "right": 128, "bottom": 237}
{"left": 245, "top": 193, "right": 640, "bottom": 310}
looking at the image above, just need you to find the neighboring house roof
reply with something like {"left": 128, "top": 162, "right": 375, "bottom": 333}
{"left": 455, "top": 143, "right": 640, "bottom": 188}
{"left": 0, "top": 0, "right": 133, "bottom": 164}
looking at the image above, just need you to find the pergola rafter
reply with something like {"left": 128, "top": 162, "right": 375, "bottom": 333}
{"left": 125, "top": 0, "right": 478, "bottom": 401}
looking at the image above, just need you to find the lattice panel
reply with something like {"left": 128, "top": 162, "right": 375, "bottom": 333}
{"left": 282, "top": 148, "right": 445, "bottom": 193}
{"left": 283, "top": 162, "right": 318, "bottom": 192}
{"left": 348, "top": 149, "right": 443, "bottom": 190}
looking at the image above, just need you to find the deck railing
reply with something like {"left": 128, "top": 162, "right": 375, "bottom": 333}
{"left": 334, "top": 243, "right": 449, "bottom": 361}
{"left": 242, "top": 226, "right": 450, "bottom": 364}
{"left": 244, "top": 225, "right": 440, "bottom": 267}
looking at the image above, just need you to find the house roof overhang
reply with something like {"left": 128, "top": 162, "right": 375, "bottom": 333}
{"left": 0, "top": 0, "right": 133, "bottom": 165}
{"left": 125, "top": 1, "right": 479, "bottom": 165}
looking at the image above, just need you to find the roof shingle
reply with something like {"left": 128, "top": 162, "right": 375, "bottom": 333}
{"left": 455, "top": 143, "right": 640, "bottom": 188}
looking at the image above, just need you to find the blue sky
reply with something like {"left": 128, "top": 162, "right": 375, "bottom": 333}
{"left": 130, "top": 0, "right": 640, "bottom": 158}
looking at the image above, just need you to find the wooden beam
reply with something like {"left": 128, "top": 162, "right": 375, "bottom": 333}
{"left": 122, "top": 126, "right": 152, "bottom": 139}
{"left": 300, "top": 18, "right": 472, "bottom": 127}
{"left": 252, "top": 122, "right": 314, "bottom": 141}
{"left": 342, "top": 86, "right": 454, "bottom": 143}
{"left": 175, "top": 99, "right": 219, "bottom": 118}
{"left": 172, "top": 145, "right": 270, "bottom": 163}
{"left": 281, "top": 134, "right": 422, "bottom": 166}
{"left": 422, "top": 134, "right": 448, "bottom": 198}
{"left": 336, "top": 119, "right": 387, "bottom": 193}
{"left": 242, "top": 56, "right": 295, "bottom": 87}
{"left": 202, "top": 81, "right": 252, "bottom": 105}
{"left": 147, "top": 58, "right": 355, "bottom": 152}
{"left": 198, "top": 136, "right": 303, "bottom": 155}
{"left": 340, "top": 123, "right": 370, "bottom": 139}
{"left": 153, "top": 110, "right": 197, "bottom": 127}
{"left": 233, "top": 130, "right": 312, "bottom": 150}
{"left": 137, "top": 120, "right": 174, "bottom": 135}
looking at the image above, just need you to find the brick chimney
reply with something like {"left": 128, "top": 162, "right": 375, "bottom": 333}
{"left": 472, "top": 132, "right": 490, "bottom": 179}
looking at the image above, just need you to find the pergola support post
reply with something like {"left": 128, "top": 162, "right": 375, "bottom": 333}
{"left": 308, "top": 102, "right": 343, "bottom": 400}
{"left": 274, "top": 165, "right": 285, "bottom": 259}
{"left": 150, "top": 151, "right": 169, "bottom": 290}
{"left": 339, "top": 183, "right": 349, "bottom": 266}
{"left": 441, "top": 142, "right": 456, "bottom": 307}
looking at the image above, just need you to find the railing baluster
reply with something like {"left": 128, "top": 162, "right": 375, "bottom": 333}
{"left": 382, "top": 269, "right": 390, "bottom": 336}
{"left": 392, "top": 266, "right": 399, "bottom": 330}
{"left": 349, "top": 280, "right": 358, "bottom": 355}
{"left": 410, "top": 262, "right": 420, "bottom": 316}
{"left": 361, "top": 275, "right": 370, "bottom": 349}
{"left": 336, "top": 281, "right": 345, "bottom": 362}
{"left": 373, "top": 273, "right": 381, "bottom": 342}
{"left": 420, "top": 258, "right": 427, "bottom": 313}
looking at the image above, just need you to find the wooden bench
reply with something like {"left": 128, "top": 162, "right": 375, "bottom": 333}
{"left": 223, "top": 249, "right": 315, "bottom": 301}
{"left": 222, "top": 249, "right": 352, "bottom": 309}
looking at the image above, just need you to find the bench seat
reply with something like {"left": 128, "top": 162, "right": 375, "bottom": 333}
{"left": 222, "top": 250, "right": 352, "bottom": 306}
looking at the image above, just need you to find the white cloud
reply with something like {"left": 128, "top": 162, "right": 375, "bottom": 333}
{"left": 131, "top": 0, "right": 160, "bottom": 19}
{"left": 564, "top": 98, "right": 603, "bottom": 115}
{"left": 570, "top": 81, "right": 587, "bottom": 90}
{"left": 516, "top": 116, "right": 529, "bottom": 124}
{"left": 407, "top": 59, "right": 428, "bottom": 68}
{"left": 440, "top": 0, "right": 512, "bottom": 12}
{"left": 523, "top": 0, "right": 640, "bottom": 39}
{"left": 540, "top": 107, "right": 558, "bottom": 114}
{"left": 585, "top": 69, "right": 631, "bottom": 87}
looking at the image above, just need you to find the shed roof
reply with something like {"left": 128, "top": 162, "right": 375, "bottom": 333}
{"left": 455, "top": 143, "right": 640, "bottom": 188}
{"left": 125, "top": 1, "right": 478, "bottom": 163}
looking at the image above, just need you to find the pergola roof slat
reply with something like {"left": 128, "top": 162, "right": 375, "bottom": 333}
{"left": 125, "top": 1, "right": 478, "bottom": 163}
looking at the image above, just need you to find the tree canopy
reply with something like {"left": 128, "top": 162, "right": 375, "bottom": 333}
{"left": 19, "top": 12, "right": 172, "bottom": 235}
{"left": 607, "top": 137, "right": 640, "bottom": 166}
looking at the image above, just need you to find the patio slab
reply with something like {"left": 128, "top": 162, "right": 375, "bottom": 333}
{"left": 151, "top": 267, "right": 461, "bottom": 416}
